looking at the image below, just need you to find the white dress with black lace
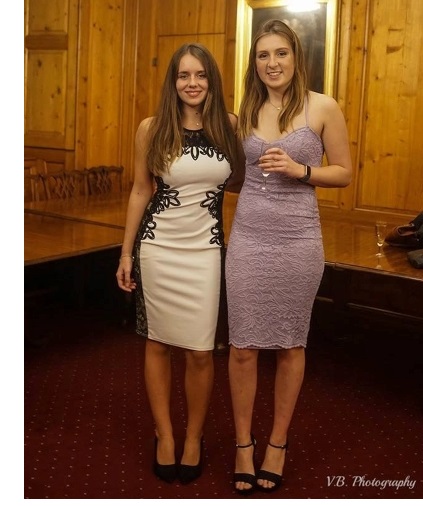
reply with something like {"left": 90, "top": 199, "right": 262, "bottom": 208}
{"left": 133, "top": 128, "right": 231, "bottom": 351}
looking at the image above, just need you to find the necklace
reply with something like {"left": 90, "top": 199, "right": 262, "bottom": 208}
{"left": 195, "top": 111, "right": 202, "bottom": 126}
{"left": 268, "top": 100, "right": 282, "bottom": 111}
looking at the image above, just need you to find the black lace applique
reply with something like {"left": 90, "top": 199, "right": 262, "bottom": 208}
{"left": 139, "top": 177, "right": 181, "bottom": 241}
{"left": 201, "top": 181, "right": 228, "bottom": 246}
{"left": 183, "top": 129, "right": 228, "bottom": 162}
{"left": 132, "top": 241, "right": 147, "bottom": 337}
{"left": 152, "top": 177, "right": 181, "bottom": 213}
{"left": 186, "top": 130, "right": 229, "bottom": 246}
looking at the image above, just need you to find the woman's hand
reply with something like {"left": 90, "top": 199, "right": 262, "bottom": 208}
{"left": 258, "top": 147, "right": 304, "bottom": 179}
{"left": 116, "top": 257, "right": 137, "bottom": 292}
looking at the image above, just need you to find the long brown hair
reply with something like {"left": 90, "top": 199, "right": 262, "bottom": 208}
{"left": 238, "top": 19, "right": 308, "bottom": 139}
{"left": 146, "top": 43, "right": 237, "bottom": 175}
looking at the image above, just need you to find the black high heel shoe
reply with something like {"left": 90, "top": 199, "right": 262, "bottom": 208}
{"left": 153, "top": 437, "right": 177, "bottom": 483}
{"left": 256, "top": 441, "right": 288, "bottom": 492}
{"left": 233, "top": 434, "right": 257, "bottom": 495}
{"left": 178, "top": 437, "right": 204, "bottom": 484}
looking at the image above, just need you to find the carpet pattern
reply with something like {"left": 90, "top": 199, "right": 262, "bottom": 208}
{"left": 25, "top": 307, "right": 423, "bottom": 499}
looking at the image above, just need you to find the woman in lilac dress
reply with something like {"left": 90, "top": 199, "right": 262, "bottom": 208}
{"left": 226, "top": 20, "right": 352, "bottom": 494}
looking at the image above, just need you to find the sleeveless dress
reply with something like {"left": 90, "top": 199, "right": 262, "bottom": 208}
{"left": 226, "top": 106, "right": 325, "bottom": 349}
{"left": 133, "top": 129, "right": 231, "bottom": 351}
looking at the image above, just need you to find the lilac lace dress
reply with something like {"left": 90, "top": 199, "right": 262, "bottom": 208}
{"left": 226, "top": 122, "right": 325, "bottom": 349}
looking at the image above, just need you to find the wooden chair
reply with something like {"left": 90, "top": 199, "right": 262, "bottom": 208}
{"left": 41, "top": 170, "right": 87, "bottom": 200}
{"left": 84, "top": 165, "right": 124, "bottom": 195}
{"left": 24, "top": 158, "right": 48, "bottom": 202}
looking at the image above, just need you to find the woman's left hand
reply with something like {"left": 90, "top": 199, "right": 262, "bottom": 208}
{"left": 259, "top": 147, "right": 304, "bottom": 179}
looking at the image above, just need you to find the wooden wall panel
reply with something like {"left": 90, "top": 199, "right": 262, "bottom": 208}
{"left": 222, "top": 0, "right": 238, "bottom": 112}
{"left": 356, "top": 0, "right": 423, "bottom": 215}
{"left": 316, "top": 0, "right": 423, "bottom": 219}
{"left": 317, "top": 0, "right": 362, "bottom": 212}
{"left": 27, "top": 0, "right": 69, "bottom": 32}
{"left": 134, "top": 0, "right": 156, "bottom": 127}
{"left": 25, "top": 51, "right": 68, "bottom": 140}
{"left": 75, "top": 0, "right": 125, "bottom": 168}
{"left": 24, "top": 0, "right": 79, "bottom": 151}
{"left": 157, "top": 0, "right": 226, "bottom": 35}
{"left": 334, "top": 0, "right": 367, "bottom": 213}
{"left": 118, "top": 0, "right": 140, "bottom": 189}
{"left": 74, "top": 0, "right": 140, "bottom": 191}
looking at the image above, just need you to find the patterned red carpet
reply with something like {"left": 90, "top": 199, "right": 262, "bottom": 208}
{"left": 24, "top": 306, "right": 423, "bottom": 500}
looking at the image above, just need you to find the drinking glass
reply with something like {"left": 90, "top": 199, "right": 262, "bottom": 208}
{"left": 375, "top": 221, "right": 388, "bottom": 257}
{"left": 260, "top": 142, "right": 271, "bottom": 191}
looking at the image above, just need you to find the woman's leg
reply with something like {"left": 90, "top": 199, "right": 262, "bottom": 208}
{"left": 257, "top": 346, "right": 305, "bottom": 489}
{"left": 229, "top": 346, "right": 259, "bottom": 491}
{"left": 181, "top": 349, "right": 214, "bottom": 465}
{"left": 144, "top": 339, "right": 175, "bottom": 465}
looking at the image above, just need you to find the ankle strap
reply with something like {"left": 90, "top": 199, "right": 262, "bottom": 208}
{"left": 268, "top": 441, "right": 288, "bottom": 450}
{"left": 236, "top": 435, "right": 256, "bottom": 448}
{"left": 236, "top": 440, "right": 253, "bottom": 448}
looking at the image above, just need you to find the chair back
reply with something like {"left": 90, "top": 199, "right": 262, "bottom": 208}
{"left": 41, "top": 170, "right": 87, "bottom": 200}
{"left": 24, "top": 158, "right": 48, "bottom": 202}
{"left": 85, "top": 166, "right": 124, "bottom": 195}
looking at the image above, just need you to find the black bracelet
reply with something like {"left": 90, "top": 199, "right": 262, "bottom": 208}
{"left": 297, "top": 164, "right": 311, "bottom": 182}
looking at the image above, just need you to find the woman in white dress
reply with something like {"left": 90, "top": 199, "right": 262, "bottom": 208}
{"left": 116, "top": 43, "right": 242, "bottom": 484}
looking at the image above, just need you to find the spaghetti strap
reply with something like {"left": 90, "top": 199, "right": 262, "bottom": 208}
{"left": 305, "top": 95, "right": 309, "bottom": 126}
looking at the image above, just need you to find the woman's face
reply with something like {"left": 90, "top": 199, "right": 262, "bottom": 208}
{"left": 255, "top": 33, "right": 295, "bottom": 91}
{"left": 176, "top": 54, "right": 209, "bottom": 108}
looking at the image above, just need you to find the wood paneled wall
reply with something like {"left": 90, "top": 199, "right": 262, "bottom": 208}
{"left": 24, "top": 0, "right": 422, "bottom": 220}
{"left": 24, "top": 0, "right": 79, "bottom": 172}
{"left": 325, "top": 0, "right": 423, "bottom": 220}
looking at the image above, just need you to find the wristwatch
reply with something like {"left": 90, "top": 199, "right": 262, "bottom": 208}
{"left": 297, "top": 164, "right": 311, "bottom": 182}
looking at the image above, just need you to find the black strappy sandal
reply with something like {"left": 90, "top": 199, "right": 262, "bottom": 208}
{"left": 233, "top": 435, "right": 257, "bottom": 495}
{"left": 256, "top": 441, "right": 288, "bottom": 492}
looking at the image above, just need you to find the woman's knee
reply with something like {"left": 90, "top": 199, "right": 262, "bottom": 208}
{"left": 185, "top": 349, "right": 213, "bottom": 369}
{"left": 276, "top": 346, "right": 305, "bottom": 366}
{"left": 230, "top": 346, "right": 258, "bottom": 367}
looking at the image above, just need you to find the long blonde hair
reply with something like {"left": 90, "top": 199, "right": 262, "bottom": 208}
{"left": 146, "top": 43, "right": 237, "bottom": 175}
{"left": 238, "top": 19, "right": 309, "bottom": 139}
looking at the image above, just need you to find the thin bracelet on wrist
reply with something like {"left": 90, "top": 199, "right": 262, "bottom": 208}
{"left": 120, "top": 254, "right": 134, "bottom": 261}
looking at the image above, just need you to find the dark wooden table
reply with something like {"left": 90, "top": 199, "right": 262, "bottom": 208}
{"left": 24, "top": 190, "right": 130, "bottom": 229}
{"left": 25, "top": 213, "right": 124, "bottom": 266}
{"left": 320, "top": 219, "right": 423, "bottom": 282}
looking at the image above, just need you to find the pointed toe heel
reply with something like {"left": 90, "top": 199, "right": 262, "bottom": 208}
{"left": 153, "top": 437, "right": 177, "bottom": 483}
{"left": 178, "top": 462, "right": 202, "bottom": 484}
{"left": 154, "top": 462, "right": 177, "bottom": 484}
{"left": 178, "top": 438, "right": 204, "bottom": 485}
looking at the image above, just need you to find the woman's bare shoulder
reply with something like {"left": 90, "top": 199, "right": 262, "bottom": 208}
{"left": 228, "top": 112, "right": 238, "bottom": 130}
{"left": 308, "top": 91, "right": 343, "bottom": 127}
{"left": 135, "top": 117, "right": 155, "bottom": 142}
{"left": 309, "top": 91, "right": 339, "bottom": 111}
{"left": 134, "top": 117, "right": 156, "bottom": 149}
{"left": 137, "top": 116, "right": 155, "bottom": 132}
